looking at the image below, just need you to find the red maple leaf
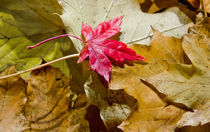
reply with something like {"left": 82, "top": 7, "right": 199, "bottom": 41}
{"left": 26, "top": 16, "right": 145, "bottom": 82}
{"left": 77, "top": 16, "right": 145, "bottom": 81}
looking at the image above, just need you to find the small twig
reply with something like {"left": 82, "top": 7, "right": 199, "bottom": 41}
{"left": 0, "top": 53, "right": 80, "bottom": 79}
{"left": 0, "top": 33, "right": 83, "bottom": 79}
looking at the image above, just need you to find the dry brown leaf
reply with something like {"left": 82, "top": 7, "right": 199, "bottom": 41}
{"left": 139, "top": 0, "right": 178, "bottom": 13}
{"left": 0, "top": 66, "right": 29, "bottom": 132}
{"left": 146, "top": 18, "right": 210, "bottom": 127}
{"left": 25, "top": 66, "right": 70, "bottom": 122}
{"left": 110, "top": 29, "right": 185, "bottom": 131}
{"left": 139, "top": 0, "right": 197, "bottom": 22}
{"left": 0, "top": 66, "right": 90, "bottom": 131}
{"left": 175, "top": 123, "right": 210, "bottom": 132}
{"left": 24, "top": 108, "right": 90, "bottom": 132}
{"left": 23, "top": 66, "right": 90, "bottom": 131}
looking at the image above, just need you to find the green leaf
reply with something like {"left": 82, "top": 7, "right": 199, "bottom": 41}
{"left": 0, "top": 0, "right": 73, "bottom": 77}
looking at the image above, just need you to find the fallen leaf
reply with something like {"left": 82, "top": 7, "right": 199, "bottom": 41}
{"left": 78, "top": 16, "right": 145, "bottom": 81}
{"left": 28, "top": 108, "right": 90, "bottom": 132}
{"left": 177, "top": 101, "right": 210, "bottom": 127}
{"left": 84, "top": 72, "right": 136, "bottom": 129}
{"left": 25, "top": 66, "right": 70, "bottom": 122}
{"left": 146, "top": 19, "right": 210, "bottom": 126}
{"left": 0, "top": 0, "right": 72, "bottom": 76}
{"left": 0, "top": 66, "right": 29, "bottom": 132}
{"left": 59, "top": 108, "right": 90, "bottom": 132}
{"left": 146, "top": 34, "right": 209, "bottom": 107}
{"left": 0, "top": 65, "right": 90, "bottom": 131}
{"left": 109, "top": 29, "right": 185, "bottom": 131}
{"left": 24, "top": 66, "right": 90, "bottom": 131}
{"left": 139, "top": 0, "right": 178, "bottom": 13}
{"left": 59, "top": 0, "right": 193, "bottom": 51}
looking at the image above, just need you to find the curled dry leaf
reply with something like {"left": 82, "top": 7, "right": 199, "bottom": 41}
{"left": 110, "top": 29, "right": 185, "bottom": 131}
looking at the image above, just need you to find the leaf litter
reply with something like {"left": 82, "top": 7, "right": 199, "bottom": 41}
{"left": 0, "top": 0, "right": 209, "bottom": 131}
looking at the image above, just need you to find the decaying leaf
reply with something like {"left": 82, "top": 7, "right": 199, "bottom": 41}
{"left": 146, "top": 18, "right": 210, "bottom": 127}
{"left": 0, "top": 0, "right": 209, "bottom": 131}
{"left": 59, "top": 0, "right": 193, "bottom": 51}
{"left": 0, "top": 66, "right": 90, "bottom": 132}
{"left": 84, "top": 72, "right": 136, "bottom": 129}
{"left": 0, "top": 0, "right": 72, "bottom": 76}
{"left": 24, "top": 66, "right": 89, "bottom": 131}
{"left": 0, "top": 66, "right": 28, "bottom": 132}
{"left": 25, "top": 66, "right": 70, "bottom": 122}
{"left": 28, "top": 108, "right": 90, "bottom": 132}
{"left": 110, "top": 29, "right": 185, "bottom": 131}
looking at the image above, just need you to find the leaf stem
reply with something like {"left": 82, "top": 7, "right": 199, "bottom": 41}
{"left": 27, "top": 34, "right": 84, "bottom": 49}
{"left": 0, "top": 53, "right": 80, "bottom": 79}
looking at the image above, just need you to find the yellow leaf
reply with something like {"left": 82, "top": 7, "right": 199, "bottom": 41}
{"left": 0, "top": 66, "right": 90, "bottom": 131}
{"left": 0, "top": 67, "right": 28, "bottom": 132}
{"left": 25, "top": 66, "right": 70, "bottom": 122}
{"left": 110, "top": 29, "right": 185, "bottom": 131}
{"left": 146, "top": 18, "right": 210, "bottom": 127}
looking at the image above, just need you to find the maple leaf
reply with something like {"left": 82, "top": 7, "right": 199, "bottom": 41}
{"left": 22, "top": 16, "right": 145, "bottom": 82}
{"left": 110, "top": 29, "right": 185, "bottom": 131}
{"left": 77, "top": 16, "right": 145, "bottom": 81}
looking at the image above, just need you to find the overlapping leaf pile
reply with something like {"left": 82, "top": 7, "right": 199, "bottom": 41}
{"left": 0, "top": 0, "right": 209, "bottom": 132}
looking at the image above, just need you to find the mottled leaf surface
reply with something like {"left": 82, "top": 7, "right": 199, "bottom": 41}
{"left": 0, "top": 0, "right": 72, "bottom": 76}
